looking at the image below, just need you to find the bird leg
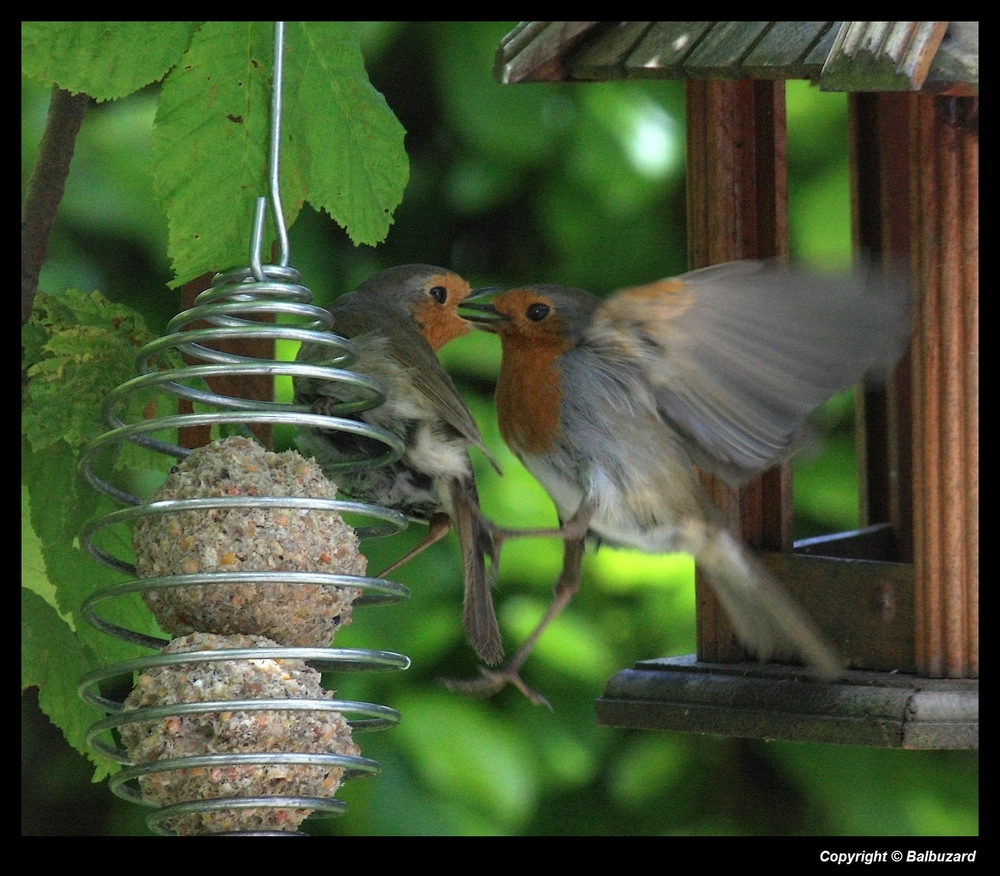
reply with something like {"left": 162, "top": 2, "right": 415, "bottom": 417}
{"left": 485, "top": 500, "right": 594, "bottom": 553}
{"left": 380, "top": 496, "right": 585, "bottom": 582}
{"left": 442, "top": 500, "right": 594, "bottom": 707}
{"left": 465, "top": 495, "right": 594, "bottom": 586}
{"left": 442, "top": 535, "right": 586, "bottom": 708}
{"left": 376, "top": 512, "right": 453, "bottom": 578}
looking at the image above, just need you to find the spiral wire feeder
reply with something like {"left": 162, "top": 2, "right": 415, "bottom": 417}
{"left": 77, "top": 23, "right": 411, "bottom": 835}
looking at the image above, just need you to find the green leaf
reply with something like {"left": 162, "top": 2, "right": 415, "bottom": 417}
{"left": 22, "top": 439, "right": 98, "bottom": 548}
{"left": 22, "top": 588, "right": 115, "bottom": 781}
{"left": 22, "top": 439, "right": 163, "bottom": 663}
{"left": 152, "top": 22, "right": 408, "bottom": 287}
{"left": 22, "top": 485, "right": 62, "bottom": 621}
{"left": 152, "top": 22, "right": 282, "bottom": 287}
{"left": 285, "top": 22, "right": 408, "bottom": 246}
{"left": 21, "top": 21, "right": 197, "bottom": 102}
{"left": 22, "top": 290, "right": 156, "bottom": 455}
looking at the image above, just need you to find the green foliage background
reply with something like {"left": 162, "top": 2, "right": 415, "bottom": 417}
{"left": 22, "top": 21, "right": 977, "bottom": 837}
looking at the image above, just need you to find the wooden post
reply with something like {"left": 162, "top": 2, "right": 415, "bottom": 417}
{"left": 685, "top": 77, "right": 791, "bottom": 663}
{"left": 849, "top": 93, "right": 914, "bottom": 562}
{"left": 910, "top": 96, "right": 979, "bottom": 679}
{"left": 177, "top": 272, "right": 275, "bottom": 451}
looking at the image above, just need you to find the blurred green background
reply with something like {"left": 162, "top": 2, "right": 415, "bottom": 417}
{"left": 22, "top": 21, "right": 977, "bottom": 836}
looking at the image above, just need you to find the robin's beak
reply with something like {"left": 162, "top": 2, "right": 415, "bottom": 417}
{"left": 460, "top": 292, "right": 507, "bottom": 332}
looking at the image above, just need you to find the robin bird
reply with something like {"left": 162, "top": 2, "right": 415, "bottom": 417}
{"left": 458, "top": 258, "right": 912, "bottom": 704}
{"left": 294, "top": 264, "right": 505, "bottom": 665}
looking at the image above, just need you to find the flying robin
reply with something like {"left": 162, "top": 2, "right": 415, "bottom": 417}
{"left": 294, "top": 264, "right": 505, "bottom": 664}
{"left": 458, "top": 258, "right": 912, "bottom": 704}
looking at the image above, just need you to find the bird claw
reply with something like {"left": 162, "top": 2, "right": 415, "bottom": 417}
{"left": 441, "top": 666, "right": 552, "bottom": 710}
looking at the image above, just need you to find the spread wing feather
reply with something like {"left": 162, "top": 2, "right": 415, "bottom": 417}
{"left": 588, "top": 260, "right": 911, "bottom": 482}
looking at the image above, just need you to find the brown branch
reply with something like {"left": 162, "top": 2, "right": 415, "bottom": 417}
{"left": 21, "top": 87, "right": 90, "bottom": 325}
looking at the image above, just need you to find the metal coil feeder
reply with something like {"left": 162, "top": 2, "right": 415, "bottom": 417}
{"left": 76, "top": 23, "right": 411, "bottom": 836}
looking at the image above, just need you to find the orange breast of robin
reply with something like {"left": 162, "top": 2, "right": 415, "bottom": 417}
{"left": 495, "top": 338, "right": 569, "bottom": 455}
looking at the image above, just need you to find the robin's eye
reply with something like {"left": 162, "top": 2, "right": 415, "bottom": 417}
{"left": 526, "top": 303, "right": 550, "bottom": 321}
{"left": 429, "top": 286, "right": 448, "bottom": 304}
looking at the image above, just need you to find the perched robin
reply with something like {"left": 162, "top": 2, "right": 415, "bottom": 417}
{"left": 459, "top": 258, "right": 912, "bottom": 704}
{"left": 294, "top": 264, "right": 505, "bottom": 664}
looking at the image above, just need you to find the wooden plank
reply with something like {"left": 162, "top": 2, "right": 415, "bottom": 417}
{"left": 742, "top": 21, "right": 837, "bottom": 79}
{"left": 903, "top": 688, "right": 980, "bottom": 748}
{"left": 848, "top": 93, "right": 914, "bottom": 559}
{"left": 596, "top": 656, "right": 978, "bottom": 749}
{"left": 496, "top": 21, "right": 974, "bottom": 91}
{"left": 910, "top": 94, "right": 979, "bottom": 678}
{"left": 821, "top": 22, "right": 950, "bottom": 91}
{"left": 925, "top": 21, "right": 978, "bottom": 94}
{"left": 178, "top": 273, "right": 274, "bottom": 451}
{"left": 568, "top": 21, "right": 654, "bottom": 79}
{"left": 621, "top": 22, "right": 715, "bottom": 78}
{"left": 494, "top": 21, "right": 599, "bottom": 84}
{"left": 684, "top": 21, "right": 773, "bottom": 78}
{"left": 496, "top": 21, "right": 975, "bottom": 91}
{"left": 759, "top": 553, "right": 915, "bottom": 673}
{"left": 685, "top": 78, "right": 790, "bottom": 664}
{"left": 498, "top": 21, "right": 537, "bottom": 53}
{"left": 804, "top": 21, "right": 844, "bottom": 67}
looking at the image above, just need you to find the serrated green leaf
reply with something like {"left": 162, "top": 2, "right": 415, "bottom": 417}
{"left": 152, "top": 22, "right": 408, "bottom": 287}
{"left": 22, "top": 439, "right": 99, "bottom": 548}
{"left": 22, "top": 485, "right": 63, "bottom": 622}
{"left": 285, "top": 22, "right": 408, "bottom": 246}
{"left": 21, "top": 21, "right": 198, "bottom": 102}
{"left": 22, "top": 291, "right": 156, "bottom": 453}
{"left": 152, "top": 22, "right": 295, "bottom": 287}
{"left": 22, "top": 588, "right": 116, "bottom": 781}
{"left": 23, "top": 439, "right": 163, "bottom": 668}
{"left": 47, "top": 520, "right": 161, "bottom": 667}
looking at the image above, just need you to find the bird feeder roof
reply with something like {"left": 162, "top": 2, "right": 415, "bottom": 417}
{"left": 496, "top": 21, "right": 978, "bottom": 94}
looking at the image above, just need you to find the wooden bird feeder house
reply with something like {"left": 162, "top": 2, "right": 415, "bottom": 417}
{"left": 495, "top": 21, "right": 978, "bottom": 749}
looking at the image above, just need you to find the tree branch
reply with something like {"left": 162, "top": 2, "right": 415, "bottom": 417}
{"left": 21, "top": 87, "right": 90, "bottom": 325}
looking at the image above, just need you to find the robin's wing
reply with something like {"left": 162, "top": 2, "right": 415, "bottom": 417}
{"left": 587, "top": 260, "right": 911, "bottom": 482}
{"left": 330, "top": 301, "right": 502, "bottom": 475}
{"left": 398, "top": 334, "right": 502, "bottom": 474}
{"left": 293, "top": 296, "right": 383, "bottom": 407}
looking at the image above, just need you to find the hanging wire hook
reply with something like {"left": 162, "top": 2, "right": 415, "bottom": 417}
{"left": 269, "top": 21, "right": 290, "bottom": 268}
{"left": 251, "top": 21, "right": 290, "bottom": 280}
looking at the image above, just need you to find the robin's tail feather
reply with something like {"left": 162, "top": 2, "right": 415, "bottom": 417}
{"left": 449, "top": 478, "right": 504, "bottom": 665}
{"left": 690, "top": 525, "right": 842, "bottom": 679}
